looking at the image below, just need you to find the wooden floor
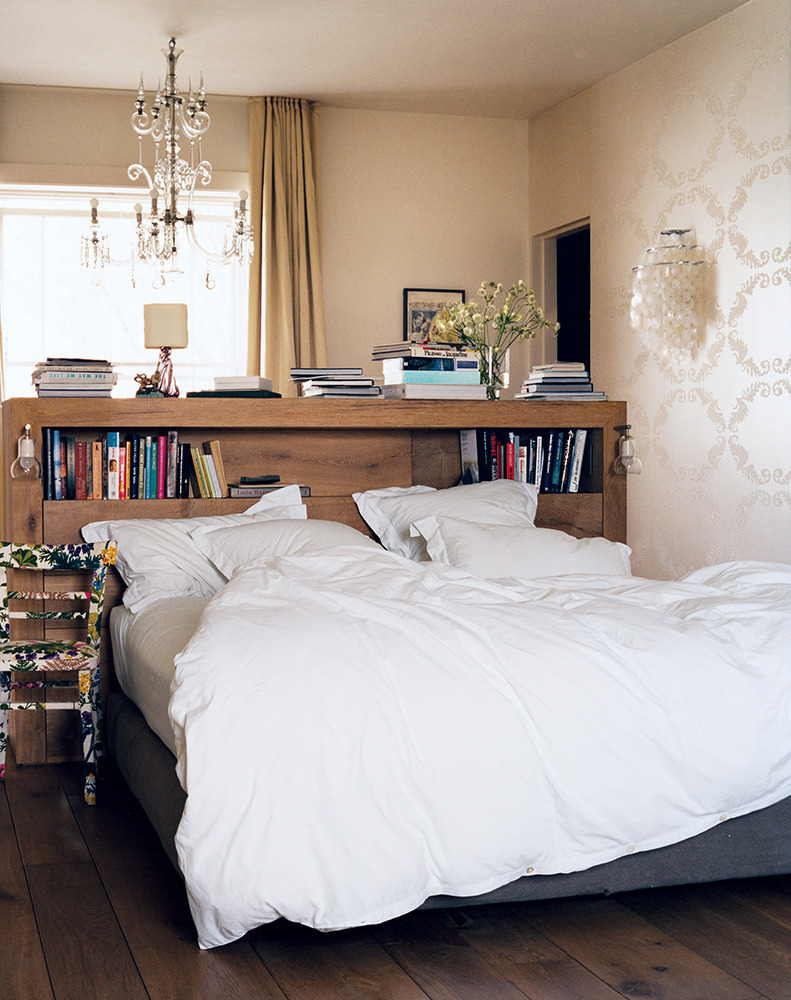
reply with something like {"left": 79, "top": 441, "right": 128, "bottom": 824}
{"left": 3, "top": 754, "right": 791, "bottom": 1000}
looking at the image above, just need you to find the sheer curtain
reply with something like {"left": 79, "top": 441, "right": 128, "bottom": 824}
{"left": 248, "top": 97, "right": 327, "bottom": 396}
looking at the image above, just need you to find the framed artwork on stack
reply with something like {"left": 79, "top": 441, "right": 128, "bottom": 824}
{"left": 403, "top": 288, "right": 465, "bottom": 342}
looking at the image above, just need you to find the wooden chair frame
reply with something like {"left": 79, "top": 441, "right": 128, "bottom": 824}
{"left": 0, "top": 540, "right": 116, "bottom": 804}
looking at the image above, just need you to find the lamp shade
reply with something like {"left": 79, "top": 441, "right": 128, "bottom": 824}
{"left": 144, "top": 303, "right": 189, "bottom": 349}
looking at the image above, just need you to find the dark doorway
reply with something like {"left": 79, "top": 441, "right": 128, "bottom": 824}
{"left": 556, "top": 227, "right": 590, "bottom": 370}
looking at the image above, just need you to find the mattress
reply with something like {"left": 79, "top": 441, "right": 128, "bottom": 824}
{"left": 110, "top": 596, "right": 208, "bottom": 755}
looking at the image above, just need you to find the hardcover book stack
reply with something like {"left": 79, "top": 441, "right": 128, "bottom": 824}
{"left": 291, "top": 367, "right": 381, "bottom": 397}
{"left": 186, "top": 375, "right": 281, "bottom": 399}
{"left": 33, "top": 357, "right": 117, "bottom": 397}
{"left": 372, "top": 341, "right": 486, "bottom": 400}
{"left": 516, "top": 362, "right": 607, "bottom": 400}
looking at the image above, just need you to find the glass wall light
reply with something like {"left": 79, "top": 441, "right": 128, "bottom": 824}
{"left": 630, "top": 229, "right": 707, "bottom": 357}
{"left": 613, "top": 425, "right": 642, "bottom": 476}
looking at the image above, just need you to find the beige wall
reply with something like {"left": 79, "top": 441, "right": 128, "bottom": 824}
{"left": 318, "top": 107, "right": 532, "bottom": 383}
{"left": 0, "top": 84, "right": 249, "bottom": 190}
{"left": 529, "top": 0, "right": 791, "bottom": 578}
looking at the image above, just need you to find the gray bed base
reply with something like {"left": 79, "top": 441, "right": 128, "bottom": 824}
{"left": 106, "top": 688, "right": 791, "bottom": 911}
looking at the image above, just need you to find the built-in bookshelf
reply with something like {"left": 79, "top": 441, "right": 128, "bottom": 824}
{"left": 1, "top": 395, "right": 627, "bottom": 763}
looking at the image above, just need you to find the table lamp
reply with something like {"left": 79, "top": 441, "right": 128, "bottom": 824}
{"left": 143, "top": 303, "right": 189, "bottom": 397}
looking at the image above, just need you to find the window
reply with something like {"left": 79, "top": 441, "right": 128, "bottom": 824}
{"left": 0, "top": 186, "right": 249, "bottom": 399}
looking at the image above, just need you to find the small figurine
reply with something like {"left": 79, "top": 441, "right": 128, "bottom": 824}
{"left": 134, "top": 371, "right": 165, "bottom": 397}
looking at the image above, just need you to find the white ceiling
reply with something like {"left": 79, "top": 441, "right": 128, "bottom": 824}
{"left": 2, "top": 0, "right": 749, "bottom": 119}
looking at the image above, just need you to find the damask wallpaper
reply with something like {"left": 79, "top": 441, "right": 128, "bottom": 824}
{"left": 530, "top": 0, "right": 790, "bottom": 579}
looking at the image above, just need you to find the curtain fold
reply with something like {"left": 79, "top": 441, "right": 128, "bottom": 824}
{"left": 248, "top": 97, "right": 327, "bottom": 396}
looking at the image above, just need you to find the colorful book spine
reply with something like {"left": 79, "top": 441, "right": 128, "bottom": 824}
{"left": 107, "top": 431, "right": 120, "bottom": 499}
{"left": 157, "top": 435, "right": 167, "bottom": 499}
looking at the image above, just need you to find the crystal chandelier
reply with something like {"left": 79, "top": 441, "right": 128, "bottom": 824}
{"left": 81, "top": 38, "right": 253, "bottom": 288}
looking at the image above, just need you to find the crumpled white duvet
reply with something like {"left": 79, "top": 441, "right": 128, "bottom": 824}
{"left": 168, "top": 549, "right": 791, "bottom": 948}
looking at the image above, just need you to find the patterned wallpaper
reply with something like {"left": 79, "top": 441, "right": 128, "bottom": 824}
{"left": 574, "top": 0, "right": 789, "bottom": 578}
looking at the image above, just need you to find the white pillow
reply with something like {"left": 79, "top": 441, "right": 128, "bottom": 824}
{"left": 81, "top": 485, "right": 307, "bottom": 612}
{"left": 353, "top": 480, "right": 538, "bottom": 561}
{"left": 191, "top": 518, "right": 377, "bottom": 577}
{"left": 411, "top": 515, "right": 632, "bottom": 579}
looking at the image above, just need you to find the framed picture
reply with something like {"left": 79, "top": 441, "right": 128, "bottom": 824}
{"left": 403, "top": 288, "right": 465, "bottom": 342}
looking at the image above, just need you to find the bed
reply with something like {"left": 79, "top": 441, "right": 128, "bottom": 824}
{"left": 81, "top": 481, "right": 791, "bottom": 950}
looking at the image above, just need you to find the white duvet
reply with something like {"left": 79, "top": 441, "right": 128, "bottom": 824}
{"left": 168, "top": 548, "right": 791, "bottom": 948}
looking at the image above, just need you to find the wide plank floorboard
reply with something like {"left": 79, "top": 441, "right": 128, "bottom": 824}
{"left": 4, "top": 752, "right": 791, "bottom": 1000}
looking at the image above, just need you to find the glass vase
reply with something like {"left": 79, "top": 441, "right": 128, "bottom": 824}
{"left": 481, "top": 346, "right": 510, "bottom": 400}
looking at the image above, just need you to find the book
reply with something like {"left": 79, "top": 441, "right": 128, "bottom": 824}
{"left": 459, "top": 429, "right": 480, "bottom": 483}
{"left": 517, "top": 391, "right": 609, "bottom": 400}
{"left": 35, "top": 388, "right": 115, "bottom": 397}
{"left": 290, "top": 367, "right": 363, "bottom": 380}
{"left": 107, "top": 432, "right": 120, "bottom": 499}
{"left": 568, "top": 429, "right": 588, "bottom": 493}
{"left": 381, "top": 355, "right": 480, "bottom": 372}
{"left": 382, "top": 382, "right": 487, "bottom": 400}
{"left": 372, "top": 342, "right": 478, "bottom": 360}
{"left": 75, "top": 441, "right": 87, "bottom": 500}
{"left": 383, "top": 369, "right": 480, "bottom": 385}
{"left": 34, "top": 370, "right": 117, "bottom": 385}
{"left": 202, "top": 440, "right": 229, "bottom": 497}
{"left": 557, "top": 429, "right": 576, "bottom": 492}
{"left": 91, "top": 440, "right": 103, "bottom": 499}
{"left": 302, "top": 386, "right": 382, "bottom": 397}
{"left": 300, "top": 377, "right": 375, "bottom": 389}
{"left": 530, "top": 362, "right": 587, "bottom": 372}
{"left": 214, "top": 375, "right": 273, "bottom": 391}
{"left": 190, "top": 445, "right": 212, "bottom": 498}
{"left": 228, "top": 484, "right": 312, "bottom": 498}
{"left": 166, "top": 430, "right": 179, "bottom": 499}
{"left": 156, "top": 435, "right": 167, "bottom": 499}
{"left": 186, "top": 389, "right": 282, "bottom": 399}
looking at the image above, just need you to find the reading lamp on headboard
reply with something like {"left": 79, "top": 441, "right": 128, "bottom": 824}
{"left": 143, "top": 302, "right": 189, "bottom": 397}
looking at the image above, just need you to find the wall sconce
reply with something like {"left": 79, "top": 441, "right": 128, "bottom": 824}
{"left": 143, "top": 303, "right": 189, "bottom": 397}
{"left": 10, "top": 424, "right": 41, "bottom": 479}
{"left": 630, "top": 229, "right": 707, "bottom": 356}
{"left": 614, "top": 425, "right": 642, "bottom": 475}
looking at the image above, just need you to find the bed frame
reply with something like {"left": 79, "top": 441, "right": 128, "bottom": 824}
{"left": 3, "top": 395, "right": 789, "bottom": 914}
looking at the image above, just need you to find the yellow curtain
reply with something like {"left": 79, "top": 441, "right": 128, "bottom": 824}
{"left": 248, "top": 97, "right": 327, "bottom": 397}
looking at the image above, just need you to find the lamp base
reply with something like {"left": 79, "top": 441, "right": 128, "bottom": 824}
{"left": 155, "top": 346, "right": 180, "bottom": 398}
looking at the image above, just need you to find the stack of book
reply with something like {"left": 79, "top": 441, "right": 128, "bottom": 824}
{"left": 291, "top": 367, "right": 381, "bottom": 397}
{"left": 33, "top": 358, "right": 117, "bottom": 397}
{"left": 372, "top": 341, "right": 486, "bottom": 400}
{"left": 516, "top": 362, "right": 608, "bottom": 400}
{"left": 186, "top": 375, "right": 280, "bottom": 399}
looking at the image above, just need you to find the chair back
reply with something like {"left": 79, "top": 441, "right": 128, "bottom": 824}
{"left": 0, "top": 541, "right": 117, "bottom": 650}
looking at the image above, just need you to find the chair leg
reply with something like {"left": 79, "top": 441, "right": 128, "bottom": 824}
{"left": 0, "top": 671, "right": 9, "bottom": 783}
{"left": 78, "top": 667, "right": 97, "bottom": 805}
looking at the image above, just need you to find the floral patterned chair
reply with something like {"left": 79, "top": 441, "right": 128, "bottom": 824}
{"left": 0, "top": 540, "right": 116, "bottom": 804}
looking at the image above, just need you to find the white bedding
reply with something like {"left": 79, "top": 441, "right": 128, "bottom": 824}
{"left": 111, "top": 597, "right": 208, "bottom": 754}
{"left": 167, "top": 549, "right": 791, "bottom": 948}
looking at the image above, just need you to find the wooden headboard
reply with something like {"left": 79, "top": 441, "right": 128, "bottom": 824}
{"left": 1, "top": 395, "right": 627, "bottom": 762}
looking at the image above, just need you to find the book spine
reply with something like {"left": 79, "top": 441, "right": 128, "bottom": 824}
{"left": 476, "top": 428, "right": 492, "bottom": 481}
{"left": 107, "top": 431, "right": 120, "bottom": 499}
{"left": 91, "top": 440, "right": 103, "bottom": 499}
{"left": 517, "top": 444, "right": 527, "bottom": 484}
{"left": 157, "top": 435, "right": 167, "bottom": 499}
{"left": 119, "top": 443, "right": 129, "bottom": 500}
{"left": 102, "top": 435, "right": 108, "bottom": 498}
{"left": 533, "top": 435, "right": 543, "bottom": 490}
{"left": 65, "top": 436, "right": 76, "bottom": 500}
{"left": 568, "top": 429, "right": 588, "bottom": 493}
{"left": 144, "top": 436, "right": 153, "bottom": 499}
{"left": 228, "top": 485, "right": 312, "bottom": 498}
{"left": 190, "top": 446, "right": 210, "bottom": 497}
{"left": 203, "top": 440, "right": 229, "bottom": 497}
{"left": 75, "top": 441, "right": 87, "bottom": 500}
{"left": 558, "top": 429, "right": 575, "bottom": 493}
{"left": 43, "top": 428, "right": 53, "bottom": 501}
{"left": 129, "top": 435, "right": 140, "bottom": 499}
{"left": 166, "top": 430, "right": 179, "bottom": 499}
{"left": 459, "top": 429, "right": 479, "bottom": 483}
{"left": 202, "top": 453, "right": 221, "bottom": 498}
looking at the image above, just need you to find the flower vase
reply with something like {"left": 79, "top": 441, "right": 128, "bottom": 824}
{"left": 481, "top": 346, "right": 510, "bottom": 400}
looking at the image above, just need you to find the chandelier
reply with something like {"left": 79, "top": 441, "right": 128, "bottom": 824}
{"left": 81, "top": 38, "right": 253, "bottom": 288}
